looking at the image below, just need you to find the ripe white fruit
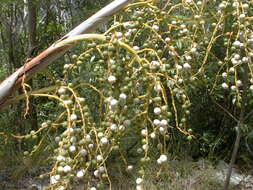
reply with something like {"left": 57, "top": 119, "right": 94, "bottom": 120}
{"left": 134, "top": 98, "right": 140, "bottom": 104}
{"left": 231, "top": 58, "right": 238, "bottom": 65}
{"left": 154, "top": 84, "right": 162, "bottom": 92}
{"left": 233, "top": 41, "right": 241, "bottom": 47}
{"left": 219, "top": 3, "right": 226, "bottom": 9}
{"left": 239, "top": 14, "right": 245, "bottom": 19}
{"left": 109, "top": 59, "right": 116, "bottom": 64}
{"left": 98, "top": 132, "right": 104, "bottom": 138}
{"left": 119, "top": 125, "right": 125, "bottom": 131}
{"left": 41, "top": 122, "right": 48, "bottom": 128}
{"left": 77, "top": 97, "right": 85, "bottom": 103}
{"left": 142, "top": 144, "right": 149, "bottom": 151}
{"left": 88, "top": 143, "right": 94, "bottom": 149}
{"left": 58, "top": 186, "right": 65, "bottom": 190}
{"left": 108, "top": 75, "right": 117, "bottom": 84}
{"left": 136, "top": 185, "right": 143, "bottom": 190}
{"left": 176, "top": 64, "right": 183, "bottom": 70}
{"left": 159, "top": 127, "right": 166, "bottom": 134}
{"left": 110, "top": 124, "right": 118, "bottom": 131}
{"left": 141, "top": 129, "right": 148, "bottom": 137}
{"left": 109, "top": 98, "right": 118, "bottom": 111}
{"left": 133, "top": 46, "right": 140, "bottom": 51}
{"left": 183, "top": 63, "right": 191, "bottom": 69}
{"left": 221, "top": 83, "right": 228, "bottom": 89}
{"left": 185, "top": 56, "right": 192, "bottom": 61}
{"left": 232, "top": 2, "right": 239, "bottom": 7}
{"left": 236, "top": 80, "right": 243, "bottom": 87}
{"left": 99, "top": 166, "right": 105, "bottom": 173}
{"left": 77, "top": 170, "right": 84, "bottom": 178}
{"left": 119, "top": 93, "right": 127, "bottom": 99}
{"left": 178, "top": 78, "right": 183, "bottom": 84}
{"left": 136, "top": 178, "right": 143, "bottom": 184}
{"left": 63, "top": 165, "right": 72, "bottom": 173}
{"left": 116, "top": 32, "right": 123, "bottom": 38}
{"left": 127, "top": 165, "right": 133, "bottom": 171}
{"left": 150, "top": 132, "right": 156, "bottom": 139}
{"left": 242, "top": 57, "right": 248, "bottom": 63}
{"left": 160, "top": 154, "right": 168, "bottom": 162}
{"left": 231, "top": 85, "right": 237, "bottom": 91}
{"left": 243, "top": 3, "right": 249, "bottom": 9}
{"left": 56, "top": 155, "right": 65, "bottom": 162}
{"left": 157, "top": 158, "right": 162, "bottom": 164}
{"left": 94, "top": 170, "right": 99, "bottom": 177}
{"left": 63, "top": 99, "right": 73, "bottom": 105}
{"left": 234, "top": 54, "right": 240, "bottom": 60}
{"left": 190, "top": 47, "right": 197, "bottom": 54}
{"left": 152, "top": 24, "right": 159, "bottom": 31}
{"left": 123, "top": 22, "right": 130, "bottom": 28}
{"left": 154, "top": 107, "right": 161, "bottom": 115}
{"left": 229, "top": 67, "right": 235, "bottom": 73}
{"left": 222, "top": 72, "right": 227, "bottom": 78}
{"left": 86, "top": 134, "right": 91, "bottom": 141}
{"left": 64, "top": 64, "right": 70, "bottom": 70}
{"left": 160, "top": 119, "right": 168, "bottom": 126}
{"left": 55, "top": 136, "right": 61, "bottom": 143}
{"left": 197, "top": 1, "right": 202, "bottom": 5}
{"left": 157, "top": 154, "right": 168, "bottom": 164}
{"left": 58, "top": 88, "right": 66, "bottom": 94}
{"left": 50, "top": 175, "right": 59, "bottom": 184}
{"left": 70, "top": 114, "right": 77, "bottom": 121}
{"left": 100, "top": 137, "right": 108, "bottom": 145}
{"left": 165, "top": 37, "right": 171, "bottom": 42}
{"left": 54, "top": 174, "right": 60, "bottom": 181}
{"left": 80, "top": 149, "right": 88, "bottom": 156}
{"left": 125, "top": 32, "right": 131, "bottom": 37}
{"left": 69, "top": 145, "right": 76, "bottom": 153}
{"left": 153, "top": 119, "right": 161, "bottom": 126}
{"left": 151, "top": 60, "right": 160, "bottom": 68}
{"left": 119, "top": 93, "right": 127, "bottom": 105}
{"left": 96, "top": 155, "right": 103, "bottom": 162}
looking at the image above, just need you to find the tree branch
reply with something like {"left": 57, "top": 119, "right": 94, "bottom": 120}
{"left": 0, "top": 0, "right": 133, "bottom": 110}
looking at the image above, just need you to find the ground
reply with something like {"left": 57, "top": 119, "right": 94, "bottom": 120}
{"left": 1, "top": 159, "right": 252, "bottom": 190}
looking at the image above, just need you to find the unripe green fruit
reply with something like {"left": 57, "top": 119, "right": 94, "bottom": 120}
{"left": 24, "top": 151, "right": 29, "bottom": 156}
{"left": 138, "top": 169, "right": 145, "bottom": 175}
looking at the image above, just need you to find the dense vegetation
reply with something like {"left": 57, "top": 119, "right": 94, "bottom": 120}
{"left": 0, "top": 0, "right": 253, "bottom": 190}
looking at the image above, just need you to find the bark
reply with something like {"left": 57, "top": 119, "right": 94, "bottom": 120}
{"left": 26, "top": 0, "right": 38, "bottom": 130}
{"left": 224, "top": 51, "right": 249, "bottom": 190}
{"left": 5, "top": 3, "right": 24, "bottom": 151}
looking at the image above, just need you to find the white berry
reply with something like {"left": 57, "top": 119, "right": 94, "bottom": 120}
{"left": 63, "top": 165, "right": 72, "bottom": 173}
{"left": 108, "top": 75, "right": 117, "bottom": 84}
{"left": 70, "top": 114, "right": 77, "bottom": 121}
{"left": 136, "top": 178, "right": 143, "bottom": 184}
{"left": 154, "top": 107, "right": 161, "bottom": 115}
{"left": 100, "top": 137, "right": 108, "bottom": 145}
{"left": 77, "top": 170, "right": 84, "bottom": 178}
